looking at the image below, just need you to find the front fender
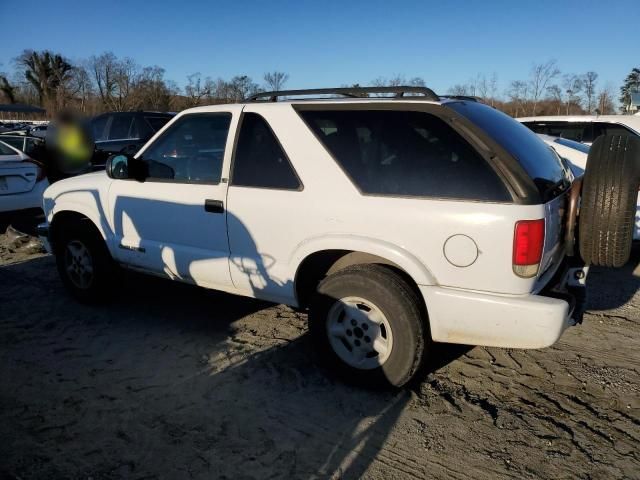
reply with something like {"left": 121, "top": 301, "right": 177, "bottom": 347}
{"left": 290, "top": 234, "right": 437, "bottom": 286}
{"left": 45, "top": 186, "right": 116, "bottom": 256}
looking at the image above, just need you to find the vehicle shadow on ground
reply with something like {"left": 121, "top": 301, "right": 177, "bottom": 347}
{"left": 0, "top": 257, "right": 473, "bottom": 479}
{"left": 586, "top": 243, "right": 640, "bottom": 311}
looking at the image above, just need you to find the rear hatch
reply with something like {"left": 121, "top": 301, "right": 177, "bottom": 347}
{"left": 448, "top": 102, "right": 573, "bottom": 287}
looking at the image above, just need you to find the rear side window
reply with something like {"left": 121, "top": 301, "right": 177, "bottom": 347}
{"left": 146, "top": 116, "right": 171, "bottom": 132}
{"left": 451, "top": 103, "right": 568, "bottom": 197}
{"left": 92, "top": 115, "right": 108, "bottom": 141}
{"left": 232, "top": 113, "right": 301, "bottom": 190}
{"left": 299, "top": 109, "right": 509, "bottom": 201}
{"left": 109, "top": 115, "right": 135, "bottom": 140}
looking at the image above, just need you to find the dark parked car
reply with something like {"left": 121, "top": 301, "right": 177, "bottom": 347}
{"left": 90, "top": 111, "right": 174, "bottom": 163}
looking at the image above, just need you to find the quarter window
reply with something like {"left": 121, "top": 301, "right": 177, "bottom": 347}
{"left": 300, "top": 109, "right": 509, "bottom": 201}
{"left": 141, "top": 113, "right": 231, "bottom": 183}
{"left": 231, "top": 113, "right": 301, "bottom": 190}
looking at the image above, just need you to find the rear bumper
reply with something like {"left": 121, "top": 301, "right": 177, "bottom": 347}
{"left": 420, "top": 262, "right": 587, "bottom": 349}
{"left": 421, "top": 286, "right": 573, "bottom": 348}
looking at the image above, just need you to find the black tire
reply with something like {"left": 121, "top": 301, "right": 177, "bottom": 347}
{"left": 309, "top": 264, "right": 428, "bottom": 388}
{"left": 579, "top": 134, "right": 640, "bottom": 267}
{"left": 54, "top": 220, "right": 117, "bottom": 303}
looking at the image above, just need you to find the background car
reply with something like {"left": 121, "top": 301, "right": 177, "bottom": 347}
{"left": 90, "top": 111, "right": 174, "bottom": 165}
{"left": 519, "top": 115, "right": 640, "bottom": 144}
{"left": 537, "top": 133, "right": 640, "bottom": 240}
{"left": 0, "top": 140, "right": 48, "bottom": 214}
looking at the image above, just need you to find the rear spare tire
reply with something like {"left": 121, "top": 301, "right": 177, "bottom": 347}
{"left": 579, "top": 134, "right": 640, "bottom": 267}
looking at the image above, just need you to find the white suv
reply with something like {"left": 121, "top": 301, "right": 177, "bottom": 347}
{"left": 38, "top": 87, "right": 639, "bottom": 387}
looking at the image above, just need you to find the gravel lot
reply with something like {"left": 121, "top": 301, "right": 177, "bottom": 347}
{"left": 0, "top": 223, "right": 638, "bottom": 480}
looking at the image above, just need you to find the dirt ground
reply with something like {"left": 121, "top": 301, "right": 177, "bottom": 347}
{"left": 0, "top": 223, "right": 638, "bottom": 480}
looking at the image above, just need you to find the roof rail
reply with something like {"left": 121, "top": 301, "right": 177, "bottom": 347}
{"left": 245, "top": 86, "right": 440, "bottom": 102}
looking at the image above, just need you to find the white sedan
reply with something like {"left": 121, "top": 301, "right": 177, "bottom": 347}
{"left": 0, "top": 140, "right": 48, "bottom": 213}
{"left": 538, "top": 134, "right": 640, "bottom": 239}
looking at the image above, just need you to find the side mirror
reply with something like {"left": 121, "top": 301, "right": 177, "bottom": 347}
{"left": 106, "top": 154, "right": 148, "bottom": 182}
{"left": 106, "top": 154, "right": 131, "bottom": 180}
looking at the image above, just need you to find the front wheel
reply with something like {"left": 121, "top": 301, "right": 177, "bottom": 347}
{"left": 54, "top": 221, "right": 117, "bottom": 303}
{"left": 309, "top": 264, "right": 428, "bottom": 388}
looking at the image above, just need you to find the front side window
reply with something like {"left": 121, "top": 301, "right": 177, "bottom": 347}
{"left": 231, "top": 113, "right": 301, "bottom": 190}
{"left": 141, "top": 113, "right": 231, "bottom": 183}
{"left": 299, "top": 109, "right": 509, "bottom": 201}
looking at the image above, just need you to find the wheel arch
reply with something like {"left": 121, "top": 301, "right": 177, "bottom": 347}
{"left": 49, "top": 210, "right": 109, "bottom": 253}
{"left": 292, "top": 235, "right": 436, "bottom": 309}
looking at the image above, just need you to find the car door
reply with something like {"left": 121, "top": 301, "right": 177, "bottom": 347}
{"left": 107, "top": 107, "right": 242, "bottom": 290}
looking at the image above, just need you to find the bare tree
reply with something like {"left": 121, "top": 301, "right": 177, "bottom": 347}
{"left": 263, "top": 71, "right": 289, "bottom": 91}
{"left": 546, "top": 84, "right": 563, "bottom": 115}
{"left": 597, "top": 82, "right": 617, "bottom": 115}
{"left": 582, "top": 71, "right": 598, "bottom": 114}
{"left": 529, "top": 60, "right": 560, "bottom": 115}
{"left": 228, "top": 75, "right": 260, "bottom": 102}
{"left": 89, "top": 52, "right": 119, "bottom": 109}
{"left": 69, "top": 63, "right": 93, "bottom": 113}
{"left": 507, "top": 80, "right": 528, "bottom": 117}
{"left": 184, "top": 73, "right": 212, "bottom": 107}
{"left": 563, "top": 74, "right": 583, "bottom": 115}
{"left": 447, "top": 84, "right": 470, "bottom": 96}
{"left": 488, "top": 72, "right": 499, "bottom": 106}
{"left": 0, "top": 75, "right": 16, "bottom": 103}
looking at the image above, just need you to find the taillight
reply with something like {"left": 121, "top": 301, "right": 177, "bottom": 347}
{"left": 513, "top": 219, "right": 545, "bottom": 278}
{"left": 22, "top": 159, "right": 46, "bottom": 181}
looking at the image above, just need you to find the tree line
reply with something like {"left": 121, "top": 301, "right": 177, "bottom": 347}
{"left": 0, "top": 50, "right": 636, "bottom": 118}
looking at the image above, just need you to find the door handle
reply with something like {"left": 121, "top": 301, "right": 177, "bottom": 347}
{"left": 204, "top": 199, "right": 224, "bottom": 214}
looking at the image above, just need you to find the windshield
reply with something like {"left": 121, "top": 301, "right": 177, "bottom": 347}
{"left": 554, "top": 137, "right": 590, "bottom": 154}
{"left": 448, "top": 101, "right": 569, "bottom": 200}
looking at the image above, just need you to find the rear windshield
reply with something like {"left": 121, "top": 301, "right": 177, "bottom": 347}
{"left": 448, "top": 102, "right": 569, "bottom": 198}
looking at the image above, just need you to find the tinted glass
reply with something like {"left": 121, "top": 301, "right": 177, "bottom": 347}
{"left": 142, "top": 113, "right": 231, "bottom": 183}
{"left": 594, "top": 122, "right": 637, "bottom": 138}
{"left": 523, "top": 122, "right": 594, "bottom": 143}
{"left": 232, "top": 113, "right": 300, "bottom": 190}
{"left": 0, "top": 141, "right": 16, "bottom": 155}
{"left": 92, "top": 116, "right": 108, "bottom": 141}
{"left": 145, "top": 116, "right": 171, "bottom": 132}
{"left": 300, "top": 109, "right": 509, "bottom": 201}
{"left": 450, "top": 103, "right": 568, "bottom": 197}
{"left": 109, "top": 115, "right": 134, "bottom": 140}
{"left": 0, "top": 137, "right": 24, "bottom": 151}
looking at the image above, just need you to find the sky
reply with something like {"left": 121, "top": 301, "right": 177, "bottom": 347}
{"left": 0, "top": 0, "right": 637, "bottom": 94}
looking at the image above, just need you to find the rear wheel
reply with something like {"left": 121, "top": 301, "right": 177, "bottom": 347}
{"left": 309, "top": 264, "right": 428, "bottom": 388}
{"left": 579, "top": 134, "right": 640, "bottom": 267}
{"left": 54, "top": 221, "right": 117, "bottom": 302}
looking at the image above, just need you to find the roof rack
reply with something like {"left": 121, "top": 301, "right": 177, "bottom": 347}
{"left": 245, "top": 86, "right": 440, "bottom": 102}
